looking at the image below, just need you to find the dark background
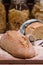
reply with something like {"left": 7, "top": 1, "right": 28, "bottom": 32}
{"left": 2, "top": 0, "right": 35, "bottom": 4}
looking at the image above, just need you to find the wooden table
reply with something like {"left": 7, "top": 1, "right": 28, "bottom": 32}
{"left": 0, "top": 34, "right": 43, "bottom": 64}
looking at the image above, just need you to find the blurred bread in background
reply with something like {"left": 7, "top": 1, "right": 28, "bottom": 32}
{"left": 0, "top": 3, "right": 6, "bottom": 33}
{"left": 8, "top": 9, "right": 29, "bottom": 30}
{"left": 32, "top": 3, "right": 43, "bottom": 21}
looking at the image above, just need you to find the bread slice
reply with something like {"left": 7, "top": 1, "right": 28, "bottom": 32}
{"left": 0, "top": 31, "right": 35, "bottom": 59}
{"left": 25, "top": 22, "right": 43, "bottom": 40}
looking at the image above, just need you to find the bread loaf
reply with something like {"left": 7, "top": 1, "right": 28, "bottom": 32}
{"left": 0, "top": 31, "right": 35, "bottom": 59}
{"left": 8, "top": 9, "right": 29, "bottom": 31}
{"left": 25, "top": 22, "right": 43, "bottom": 40}
{"left": 0, "top": 3, "right": 6, "bottom": 33}
{"left": 32, "top": 3, "right": 43, "bottom": 21}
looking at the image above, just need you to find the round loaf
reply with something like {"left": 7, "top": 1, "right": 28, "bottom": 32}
{"left": 0, "top": 31, "right": 35, "bottom": 59}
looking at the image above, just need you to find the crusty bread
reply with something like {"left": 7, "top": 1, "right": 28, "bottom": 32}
{"left": 32, "top": 3, "right": 43, "bottom": 21}
{"left": 0, "top": 3, "right": 6, "bottom": 33}
{"left": 0, "top": 31, "right": 35, "bottom": 59}
{"left": 8, "top": 9, "right": 29, "bottom": 31}
{"left": 25, "top": 22, "right": 43, "bottom": 40}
